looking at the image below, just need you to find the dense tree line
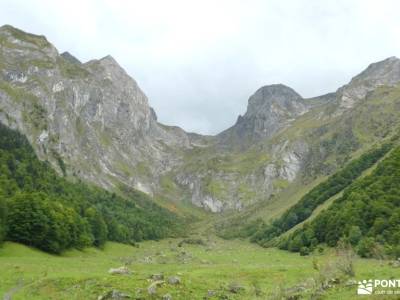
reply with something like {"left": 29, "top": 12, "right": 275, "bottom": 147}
{"left": 250, "top": 142, "right": 392, "bottom": 246}
{"left": 278, "top": 145, "right": 400, "bottom": 258}
{"left": 0, "top": 123, "right": 184, "bottom": 253}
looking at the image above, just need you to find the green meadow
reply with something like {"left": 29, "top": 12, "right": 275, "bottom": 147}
{"left": 0, "top": 237, "right": 398, "bottom": 299}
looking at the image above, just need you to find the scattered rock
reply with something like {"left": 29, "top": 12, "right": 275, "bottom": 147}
{"left": 286, "top": 295, "right": 301, "bottom": 300}
{"left": 162, "top": 293, "right": 173, "bottom": 300}
{"left": 228, "top": 282, "right": 244, "bottom": 294}
{"left": 329, "top": 277, "right": 340, "bottom": 284}
{"left": 178, "top": 238, "right": 206, "bottom": 247}
{"left": 207, "top": 290, "right": 215, "bottom": 297}
{"left": 147, "top": 280, "right": 164, "bottom": 295}
{"left": 389, "top": 260, "right": 400, "bottom": 268}
{"left": 147, "top": 284, "right": 157, "bottom": 296}
{"left": 141, "top": 256, "right": 152, "bottom": 263}
{"left": 345, "top": 279, "right": 357, "bottom": 286}
{"left": 168, "top": 276, "right": 181, "bottom": 285}
{"left": 108, "top": 266, "right": 131, "bottom": 275}
{"left": 285, "top": 285, "right": 306, "bottom": 294}
{"left": 150, "top": 273, "right": 164, "bottom": 280}
{"left": 97, "top": 289, "right": 131, "bottom": 300}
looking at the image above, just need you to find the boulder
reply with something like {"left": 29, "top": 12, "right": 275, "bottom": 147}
{"left": 108, "top": 266, "right": 130, "bottom": 275}
{"left": 97, "top": 289, "right": 131, "bottom": 300}
{"left": 162, "top": 293, "right": 173, "bottom": 300}
{"left": 147, "top": 280, "right": 164, "bottom": 295}
{"left": 207, "top": 290, "right": 215, "bottom": 297}
{"left": 168, "top": 276, "right": 181, "bottom": 285}
{"left": 150, "top": 273, "right": 164, "bottom": 280}
{"left": 228, "top": 282, "right": 244, "bottom": 294}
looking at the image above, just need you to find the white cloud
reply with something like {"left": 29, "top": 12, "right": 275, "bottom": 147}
{"left": 1, "top": 0, "right": 400, "bottom": 134}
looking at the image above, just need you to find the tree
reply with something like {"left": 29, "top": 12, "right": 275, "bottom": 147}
{"left": 356, "top": 237, "right": 376, "bottom": 258}
{"left": 0, "top": 190, "right": 6, "bottom": 243}
{"left": 85, "top": 207, "right": 108, "bottom": 247}
{"left": 6, "top": 192, "right": 51, "bottom": 250}
{"left": 348, "top": 226, "right": 362, "bottom": 246}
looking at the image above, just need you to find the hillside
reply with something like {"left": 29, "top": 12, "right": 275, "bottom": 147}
{"left": 279, "top": 143, "right": 400, "bottom": 258}
{"left": 0, "top": 122, "right": 184, "bottom": 253}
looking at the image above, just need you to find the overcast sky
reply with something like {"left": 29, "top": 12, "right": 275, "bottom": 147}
{"left": 1, "top": 0, "right": 400, "bottom": 134}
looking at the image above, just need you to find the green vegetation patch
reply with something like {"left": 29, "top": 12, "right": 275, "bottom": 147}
{"left": 281, "top": 145, "right": 400, "bottom": 258}
{"left": 0, "top": 123, "right": 184, "bottom": 253}
{"left": 250, "top": 142, "right": 393, "bottom": 246}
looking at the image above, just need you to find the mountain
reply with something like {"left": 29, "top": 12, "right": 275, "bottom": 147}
{"left": 217, "top": 84, "right": 308, "bottom": 148}
{"left": 1, "top": 24, "right": 400, "bottom": 214}
{"left": 0, "top": 25, "right": 195, "bottom": 197}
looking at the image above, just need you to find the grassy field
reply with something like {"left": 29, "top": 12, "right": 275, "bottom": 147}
{"left": 0, "top": 237, "right": 398, "bottom": 299}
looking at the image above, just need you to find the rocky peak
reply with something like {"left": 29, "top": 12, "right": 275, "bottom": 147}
{"left": 0, "top": 24, "right": 57, "bottom": 58}
{"left": 351, "top": 56, "right": 400, "bottom": 84}
{"left": 217, "top": 84, "right": 307, "bottom": 146}
{"left": 245, "top": 84, "right": 306, "bottom": 118}
{"left": 338, "top": 56, "right": 400, "bottom": 109}
{"left": 60, "top": 51, "right": 81, "bottom": 65}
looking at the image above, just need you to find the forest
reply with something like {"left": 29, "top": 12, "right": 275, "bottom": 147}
{"left": 0, "top": 123, "right": 183, "bottom": 253}
{"left": 278, "top": 145, "right": 400, "bottom": 258}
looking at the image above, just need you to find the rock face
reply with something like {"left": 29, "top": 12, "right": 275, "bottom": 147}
{"left": 2, "top": 25, "right": 400, "bottom": 213}
{"left": 218, "top": 84, "right": 308, "bottom": 147}
{"left": 338, "top": 56, "right": 400, "bottom": 109}
{"left": 0, "top": 24, "right": 193, "bottom": 196}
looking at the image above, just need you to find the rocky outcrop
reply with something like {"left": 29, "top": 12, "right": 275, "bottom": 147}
{"left": 217, "top": 84, "right": 308, "bottom": 148}
{"left": 337, "top": 56, "right": 400, "bottom": 109}
{"left": 0, "top": 24, "right": 192, "bottom": 196}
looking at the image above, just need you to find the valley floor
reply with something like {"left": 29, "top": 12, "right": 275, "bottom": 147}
{"left": 0, "top": 238, "right": 398, "bottom": 300}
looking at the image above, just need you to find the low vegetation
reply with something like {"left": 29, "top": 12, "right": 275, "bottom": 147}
{"left": 0, "top": 237, "right": 399, "bottom": 299}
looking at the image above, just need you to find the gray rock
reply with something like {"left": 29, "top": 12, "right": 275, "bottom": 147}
{"left": 98, "top": 290, "right": 131, "bottom": 300}
{"left": 337, "top": 56, "right": 400, "bottom": 110}
{"left": 150, "top": 273, "right": 164, "bottom": 280}
{"left": 218, "top": 84, "right": 308, "bottom": 147}
{"left": 147, "top": 280, "right": 164, "bottom": 295}
{"left": 168, "top": 276, "right": 181, "bottom": 285}
{"left": 207, "top": 290, "right": 216, "bottom": 297}
{"left": 345, "top": 279, "right": 357, "bottom": 286}
{"left": 228, "top": 282, "right": 244, "bottom": 294}
{"left": 108, "top": 266, "right": 130, "bottom": 275}
{"left": 162, "top": 293, "right": 173, "bottom": 300}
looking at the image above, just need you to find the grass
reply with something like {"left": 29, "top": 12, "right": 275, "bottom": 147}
{"left": 0, "top": 238, "right": 398, "bottom": 299}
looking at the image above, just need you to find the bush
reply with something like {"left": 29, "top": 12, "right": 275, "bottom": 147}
{"left": 300, "top": 247, "right": 310, "bottom": 256}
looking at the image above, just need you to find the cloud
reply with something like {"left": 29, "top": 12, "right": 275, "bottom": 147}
{"left": 1, "top": 0, "right": 400, "bottom": 134}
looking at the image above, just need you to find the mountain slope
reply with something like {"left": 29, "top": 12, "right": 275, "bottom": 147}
{"left": 249, "top": 141, "right": 394, "bottom": 245}
{"left": 1, "top": 24, "right": 400, "bottom": 214}
{"left": 0, "top": 122, "right": 184, "bottom": 252}
{"left": 279, "top": 143, "right": 400, "bottom": 258}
